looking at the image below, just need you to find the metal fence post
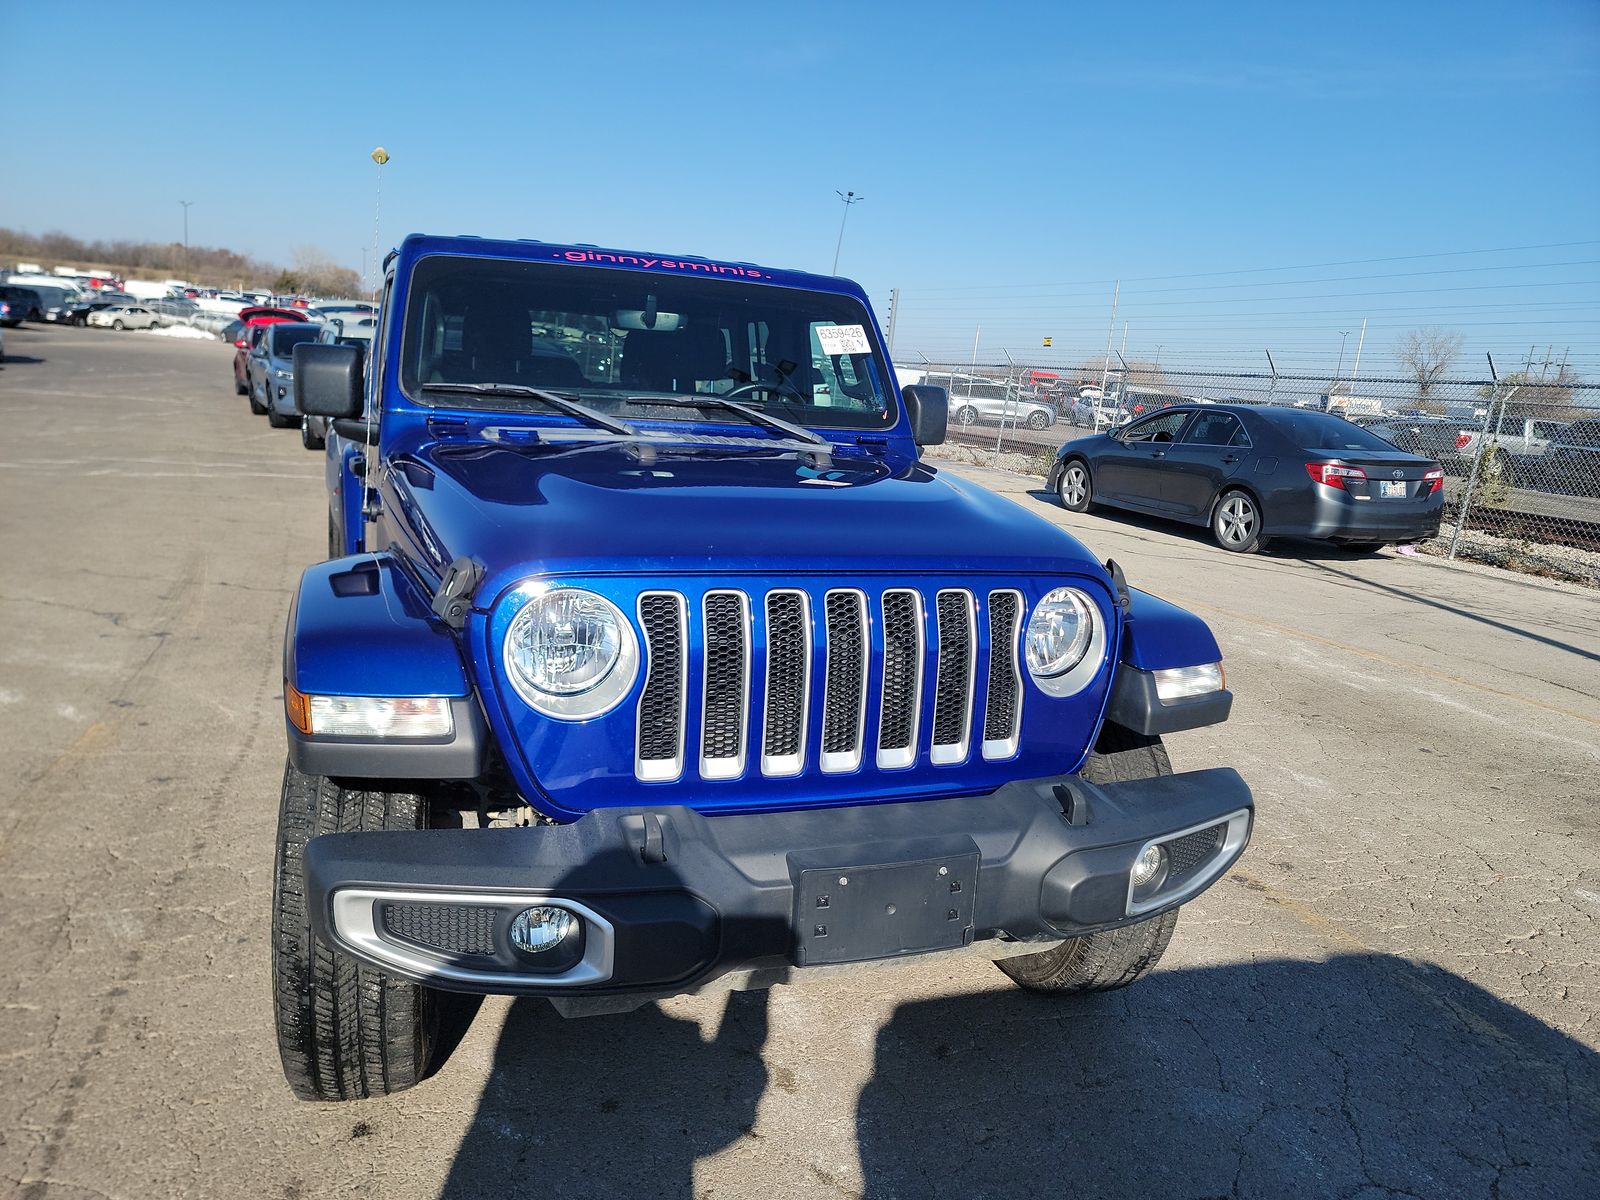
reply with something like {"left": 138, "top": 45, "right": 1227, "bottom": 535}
{"left": 1449, "top": 381, "right": 1516, "bottom": 560}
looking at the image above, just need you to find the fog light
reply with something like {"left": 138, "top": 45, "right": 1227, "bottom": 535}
{"left": 1153, "top": 662, "right": 1225, "bottom": 705}
{"left": 1131, "top": 844, "right": 1164, "bottom": 888}
{"left": 510, "top": 906, "right": 580, "bottom": 955}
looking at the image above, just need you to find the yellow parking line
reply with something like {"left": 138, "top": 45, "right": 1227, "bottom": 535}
{"left": 1184, "top": 598, "right": 1600, "bottom": 728}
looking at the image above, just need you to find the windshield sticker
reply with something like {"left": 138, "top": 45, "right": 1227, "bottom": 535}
{"left": 816, "top": 324, "right": 871, "bottom": 356}
{"left": 552, "top": 249, "right": 768, "bottom": 279}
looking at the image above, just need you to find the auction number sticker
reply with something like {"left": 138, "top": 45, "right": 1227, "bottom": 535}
{"left": 816, "top": 324, "right": 871, "bottom": 356}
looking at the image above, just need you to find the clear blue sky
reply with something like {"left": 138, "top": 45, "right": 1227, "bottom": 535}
{"left": 6, "top": 1, "right": 1598, "bottom": 376}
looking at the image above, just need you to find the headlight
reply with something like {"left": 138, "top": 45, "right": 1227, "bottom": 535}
{"left": 503, "top": 587, "right": 639, "bottom": 719}
{"left": 274, "top": 368, "right": 294, "bottom": 380}
{"left": 1024, "top": 587, "right": 1105, "bottom": 697}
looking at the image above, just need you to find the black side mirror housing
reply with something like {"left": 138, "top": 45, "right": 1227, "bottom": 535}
{"left": 901, "top": 384, "right": 948, "bottom": 447}
{"left": 293, "top": 342, "right": 364, "bottom": 418}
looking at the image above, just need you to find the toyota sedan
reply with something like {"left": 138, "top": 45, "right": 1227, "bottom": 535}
{"left": 1047, "top": 404, "right": 1444, "bottom": 553}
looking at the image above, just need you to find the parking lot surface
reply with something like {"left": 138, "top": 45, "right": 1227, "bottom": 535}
{"left": 2, "top": 324, "right": 1597, "bottom": 1200}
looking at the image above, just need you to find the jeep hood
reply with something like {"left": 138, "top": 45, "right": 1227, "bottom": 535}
{"left": 385, "top": 440, "right": 1106, "bottom": 597}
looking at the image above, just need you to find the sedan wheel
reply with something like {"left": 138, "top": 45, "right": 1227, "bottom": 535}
{"left": 954, "top": 405, "right": 979, "bottom": 427}
{"left": 1057, "top": 461, "right": 1094, "bottom": 513}
{"left": 1212, "top": 490, "right": 1268, "bottom": 553}
{"left": 111, "top": 320, "right": 124, "bottom": 330}
{"left": 1026, "top": 411, "right": 1050, "bottom": 431}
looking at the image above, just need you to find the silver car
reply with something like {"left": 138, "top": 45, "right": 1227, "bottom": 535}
{"left": 922, "top": 372, "right": 1056, "bottom": 431}
{"left": 87, "top": 304, "right": 161, "bottom": 331}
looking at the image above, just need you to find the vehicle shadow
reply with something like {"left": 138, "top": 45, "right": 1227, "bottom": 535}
{"left": 436, "top": 950, "right": 1599, "bottom": 1199}
{"left": 0, "top": 354, "right": 47, "bottom": 366}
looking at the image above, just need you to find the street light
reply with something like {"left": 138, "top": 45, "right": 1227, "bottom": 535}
{"left": 831, "top": 190, "right": 863, "bottom": 275}
{"left": 179, "top": 200, "right": 193, "bottom": 283}
{"left": 1335, "top": 330, "right": 1351, "bottom": 380}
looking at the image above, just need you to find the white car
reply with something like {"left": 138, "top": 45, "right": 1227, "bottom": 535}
{"left": 87, "top": 305, "right": 161, "bottom": 331}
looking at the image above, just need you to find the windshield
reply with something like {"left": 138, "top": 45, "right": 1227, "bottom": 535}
{"left": 1276, "top": 411, "right": 1407, "bottom": 453}
{"left": 399, "top": 254, "right": 895, "bottom": 431}
{"left": 271, "top": 325, "right": 321, "bottom": 355}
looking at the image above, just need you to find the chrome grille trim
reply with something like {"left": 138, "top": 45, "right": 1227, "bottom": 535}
{"left": 819, "top": 588, "right": 869, "bottom": 774}
{"left": 930, "top": 589, "right": 976, "bottom": 765}
{"left": 760, "top": 589, "right": 811, "bottom": 777}
{"left": 876, "top": 588, "right": 925, "bottom": 770}
{"left": 635, "top": 592, "right": 688, "bottom": 782}
{"left": 700, "top": 590, "right": 750, "bottom": 780}
{"left": 982, "top": 589, "right": 1023, "bottom": 760}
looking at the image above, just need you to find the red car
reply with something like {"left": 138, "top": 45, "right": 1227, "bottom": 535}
{"left": 232, "top": 307, "right": 309, "bottom": 396}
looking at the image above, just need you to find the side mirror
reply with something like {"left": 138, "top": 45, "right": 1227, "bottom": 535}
{"left": 293, "top": 342, "right": 364, "bottom": 418}
{"left": 901, "top": 384, "right": 948, "bottom": 447}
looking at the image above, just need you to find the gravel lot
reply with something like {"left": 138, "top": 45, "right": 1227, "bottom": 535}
{"left": 2, "top": 324, "right": 1597, "bottom": 1200}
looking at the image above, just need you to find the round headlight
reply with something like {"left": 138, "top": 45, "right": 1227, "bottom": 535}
{"left": 1025, "top": 587, "right": 1095, "bottom": 678}
{"left": 503, "top": 588, "right": 638, "bottom": 718}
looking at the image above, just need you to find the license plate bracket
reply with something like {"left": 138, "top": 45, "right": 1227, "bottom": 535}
{"left": 1379, "top": 479, "right": 1407, "bottom": 498}
{"left": 793, "top": 852, "right": 977, "bottom": 966}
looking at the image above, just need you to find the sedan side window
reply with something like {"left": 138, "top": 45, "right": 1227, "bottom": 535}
{"left": 1183, "top": 412, "right": 1249, "bottom": 448}
{"left": 1120, "top": 410, "right": 1191, "bottom": 443}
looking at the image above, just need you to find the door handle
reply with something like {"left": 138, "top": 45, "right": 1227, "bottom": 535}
{"left": 1149, "top": 450, "right": 1166, "bottom": 458}
{"left": 1222, "top": 455, "right": 1240, "bottom": 464}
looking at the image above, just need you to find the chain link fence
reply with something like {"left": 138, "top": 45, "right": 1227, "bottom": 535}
{"left": 906, "top": 361, "right": 1600, "bottom": 587}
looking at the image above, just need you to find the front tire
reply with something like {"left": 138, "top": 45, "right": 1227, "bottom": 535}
{"left": 273, "top": 761, "right": 437, "bottom": 1101}
{"left": 302, "top": 417, "right": 325, "bottom": 450}
{"left": 998, "top": 725, "right": 1179, "bottom": 993}
{"left": 1212, "top": 489, "right": 1268, "bottom": 553}
{"left": 248, "top": 379, "right": 267, "bottom": 415}
{"left": 1057, "top": 459, "right": 1094, "bottom": 512}
{"left": 112, "top": 319, "right": 124, "bottom": 330}
{"left": 1026, "top": 410, "right": 1050, "bottom": 431}
{"left": 954, "top": 404, "right": 979, "bottom": 427}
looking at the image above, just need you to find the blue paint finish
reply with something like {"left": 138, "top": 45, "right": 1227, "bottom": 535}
{"left": 291, "top": 233, "right": 1229, "bottom": 822}
{"left": 287, "top": 555, "right": 470, "bottom": 698}
{"left": 470, "top": 571, "right": 1122, "bottom": 821}
{"left": 1119, "top": 588, "right": 1223, "bottom": 671}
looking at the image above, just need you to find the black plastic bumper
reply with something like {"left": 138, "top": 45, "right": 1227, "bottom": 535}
{"left": 304, "top": 766, "right": 1252, "bottom": 998}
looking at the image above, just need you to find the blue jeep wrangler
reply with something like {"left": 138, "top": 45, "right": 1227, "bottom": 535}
{"left": 274, "top": 234, "right": 1253, "bottom": 1101}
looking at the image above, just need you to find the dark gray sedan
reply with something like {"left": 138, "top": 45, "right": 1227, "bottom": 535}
{"left": 1047, "top": 404, "right": 1444, "bottom": 553}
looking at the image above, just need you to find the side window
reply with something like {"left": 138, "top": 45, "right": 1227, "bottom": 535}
{"left": 1182, "top": 412, "right": 1247, "bottom": 447}
{"left": 1121, "top": 410, "right": 1191, "bottom": 443}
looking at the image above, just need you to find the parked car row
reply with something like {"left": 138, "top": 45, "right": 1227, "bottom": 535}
{"left": 230, "top": 306, "right": 375, "bottom": 449}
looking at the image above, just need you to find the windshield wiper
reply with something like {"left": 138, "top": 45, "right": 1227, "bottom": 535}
{"left": 421, "top": 382, "right": 638, "bottom": 436}
{"left": 622, "top": 394, "right": 828, "bottom": 446}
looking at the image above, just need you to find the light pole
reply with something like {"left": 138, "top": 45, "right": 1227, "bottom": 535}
{"left": 831, "top": 190, "right": 863, "bottom": 275}
{"left": 179, "top": 200, "right": 193, "bottom": 282}
{"left": 1335, "top": 330, "right": 1351, "bottom": 381}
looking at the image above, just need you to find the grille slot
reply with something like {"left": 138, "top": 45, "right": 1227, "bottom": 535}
{"left": 820, "top": 590, "right": 868, "bottom": 773}
{"left": 1164, "top": 824, "right": 1224, "bottom": 879}
{"left": 761, "top": 590, "right": 810, "bottom": 776}
{"left": 931, "top": 590, "right": 975, "bottom": 764}
{"left": 700, "top": 591, "right": 749, "bottom": 779}
{"left": 877, "top": 589, "right": 924, "bottom": 769}
{"left": 381, "top": 902, "right": 496, "bottom": 957}
{"left": 636, "top": 593, "right": 687, "bottom": 781}
{"left": 983, "top": 590, "right": 1023, "bottom": 758}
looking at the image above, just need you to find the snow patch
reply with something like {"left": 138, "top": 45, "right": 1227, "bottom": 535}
{"left": 143, "top": 324, "right": 218, "bottom": 341}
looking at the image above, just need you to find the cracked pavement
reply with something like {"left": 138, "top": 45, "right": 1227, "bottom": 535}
{"left": 0, "top": 326, "right": 1595, "bottom": 1199}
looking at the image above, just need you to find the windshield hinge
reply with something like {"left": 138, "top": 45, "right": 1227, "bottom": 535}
{"left": 431, "top": 556, "right": 485, "bottom": 630}
{"left": 1104, "top": 558, "right": 1132, "bottom": 611}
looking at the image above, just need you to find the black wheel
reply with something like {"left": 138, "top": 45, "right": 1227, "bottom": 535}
{"left": 235, "top": 373, "right": 248, "bottom": 396}
{"left": 954, "top": 405, "right": 979, "bottom": 427}
{"left": 998, "top": 724, "right": 1178, "bottom": 993}
{"left": 302, "top": 417, "right": 325, "bottom": 450}
{"left": 1057, "top": 459, "right": 1094, "bottom": 512}
{"left": 111, "top": 319, "right": 124, "bottom": 330}
{"left": 273, "top": 760, "right": 437, "bottom": 1101}
{"left": 1212, "top": 489, "right": 1268, "bottom": 553}
{"left": 248, "top": 378, "right": 267, "bottom": 415}
{"left": 1026, "top": 410, "right": 1050, "bottom": 431}
{"left": 268, "top": 408, "right": 295, "bottom": 428}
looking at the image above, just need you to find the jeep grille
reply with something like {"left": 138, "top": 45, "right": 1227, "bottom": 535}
{"left": 635, "top": 585, "right": 1024, "bottom": 782}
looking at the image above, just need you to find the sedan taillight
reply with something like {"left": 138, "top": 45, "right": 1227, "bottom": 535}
{"left": 1423, "top": 468, "right": 1444, "bottom": 495}
{"left": 1455, "top": 432, "right": 1472, "bottom": 449}
{"left": 1305, "top": 462, "right": 1367, "bottom": 490}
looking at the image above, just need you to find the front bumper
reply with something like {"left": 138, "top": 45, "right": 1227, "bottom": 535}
{"left": 304, "top": 766, "right": 1252, "bottom": 1000}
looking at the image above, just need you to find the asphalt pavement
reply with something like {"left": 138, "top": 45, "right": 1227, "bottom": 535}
{"left": 1, "top": 323, "right": 1597, "bottom": 1200}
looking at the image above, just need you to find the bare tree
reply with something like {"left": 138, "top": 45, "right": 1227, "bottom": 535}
{"left": 1394, "top": 328, "right": 1463, "bottom": 403}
